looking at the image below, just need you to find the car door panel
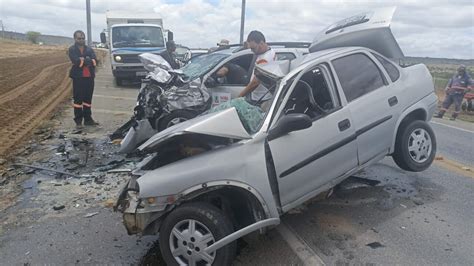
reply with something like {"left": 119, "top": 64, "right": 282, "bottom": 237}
{"left": 269, "top": 108, "right": 358, "bottom": 207}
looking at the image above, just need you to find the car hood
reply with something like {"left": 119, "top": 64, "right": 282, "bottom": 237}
{"left": 309, "top": 7, "right": 404, "bottom": 59}
{"left": 138, "top": 107, "right": 251, "bottom": 152}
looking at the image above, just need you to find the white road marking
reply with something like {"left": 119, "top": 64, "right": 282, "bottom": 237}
{"left": 430, "top": 121, "right": 474, "bottom": 134}
{"left": 94, "top": 94, "right": 136, "bottom": 101}
{"left": 93, "top": 109, "right": 131, "bottom": 115}
{"left": 276, "top": 222, "right": 325, "bottom": 266}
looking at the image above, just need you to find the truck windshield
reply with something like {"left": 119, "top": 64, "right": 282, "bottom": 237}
{"left": 181, "top": 53, "right": 229, "bottom": 80}
{"left": 112, "top": 26, "right": 164, "bottom": 48}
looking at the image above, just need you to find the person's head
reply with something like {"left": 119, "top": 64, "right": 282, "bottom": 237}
{"left": 246, "top": 30, "right": 267, "bottom": 55}
{"left": 73, "top": 30, "right": 86, "bottom": 46}
{"left": 166, "top": 40, "right": 176, "bottom": 52}
{"left": 458, "top": 65, "right": 466, "bottom": 76}
{"left": 217, "top": 39, "right": 230, "bottom": 47}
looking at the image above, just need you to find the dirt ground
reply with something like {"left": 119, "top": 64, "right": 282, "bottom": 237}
{"left": 0, "top": 39, "right": 106, "bottom": 160}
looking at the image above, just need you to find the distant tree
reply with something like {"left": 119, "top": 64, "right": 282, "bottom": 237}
{"left": 26, "top": 31, "right": 41, "bottom": 44}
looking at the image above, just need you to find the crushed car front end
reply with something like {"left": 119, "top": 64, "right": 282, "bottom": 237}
{"left": 115, "top": 170, "right": 177, "bottom": 235}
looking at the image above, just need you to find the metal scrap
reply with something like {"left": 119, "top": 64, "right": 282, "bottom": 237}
{"left": 13, "top": 163, "right": 82, "bottom": 178}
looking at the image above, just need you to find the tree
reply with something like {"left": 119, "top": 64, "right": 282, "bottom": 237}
{"left": 26, "top": 31, "right": 41, "bottom": 44}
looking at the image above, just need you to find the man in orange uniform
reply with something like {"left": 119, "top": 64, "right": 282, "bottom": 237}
{"left": 68, "top": 30, "right": 99, "bottom": 127}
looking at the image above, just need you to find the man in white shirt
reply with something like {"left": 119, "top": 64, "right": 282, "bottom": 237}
{"left": 238, "top": 31, "right": 275, "bottom": 107}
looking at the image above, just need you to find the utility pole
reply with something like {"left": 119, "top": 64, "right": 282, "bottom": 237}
{"left": 239, "top": 0, "right": 246, "bottom": 44}
{"left": 86, "top": 0, "right": 92, "bottom": 46}
{"left": 0, "top": 20, "right": 5, "bottom": 39}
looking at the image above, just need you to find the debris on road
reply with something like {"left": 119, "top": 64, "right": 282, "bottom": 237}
{"left": 84, "top": 212, "right": 99, "bottom": 218}
{"left": 53, "top": 205, "right": 65, "bottom": 211}
{"left": 13, "top": 163, "right": 82, "bottom": 178}
{"left": 366, "top": 242, "right": 385, "bottom": 249}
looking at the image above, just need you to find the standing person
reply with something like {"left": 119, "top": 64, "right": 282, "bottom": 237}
{"left": 160, "top": 40, "right": 180, "bottom": 69}
{"left": 435, "top": 65, "right": 472, "bottom": 120}
{"left": 68, "top": 30, "right": 99, "bottom": 127}
{"left": 238, "top": 30, "right": 276, "bottom": 108}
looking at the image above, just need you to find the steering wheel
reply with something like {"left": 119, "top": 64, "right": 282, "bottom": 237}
{"left": 296, "top": 80, "right": 326, "bottom": 114}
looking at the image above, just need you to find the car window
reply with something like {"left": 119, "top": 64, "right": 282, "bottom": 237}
{"left": 332, "top": 53, "right": 385, "bottom": 102}
{"left": 372, "top": 53, "right": 400, "bottom": 82}
{"left": 214, "top": 54, "right": 253, "bottom": 85}
{"left": 181, "top": 53, "right": 229, "bottom": 80}
{"left": 275, "top": 52, "right": 296, "bottom": 61}
{"left": 283, "top": 66, "right": 338, "bottom": 120}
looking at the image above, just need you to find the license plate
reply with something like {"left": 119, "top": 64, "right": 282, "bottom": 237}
{"left": 136, "top": 71, "right": 147, "bottom": 76}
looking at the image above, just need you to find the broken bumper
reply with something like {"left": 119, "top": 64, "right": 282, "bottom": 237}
{"left": 115, "top": 179, "right": 168, "bottom": 235}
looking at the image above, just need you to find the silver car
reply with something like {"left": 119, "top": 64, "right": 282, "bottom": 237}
{"left": 115, "top": 8, "right": 437, "bottom": 265}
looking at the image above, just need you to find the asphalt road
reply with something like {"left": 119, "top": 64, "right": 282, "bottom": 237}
{"left": 0, "top": 55, "right": 473, "bottom": 265}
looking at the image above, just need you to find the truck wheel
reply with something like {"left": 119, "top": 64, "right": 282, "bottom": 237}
{"left": 158, "top": 110, "right": 197, "bottom": 131}
{"left": 392, "top": 120, "right": 436, "bottom": 172}
{"left": 115, "top": 77, "right": 123, "bottom": 86}
{"left": 159, "top": 202, "right": 236, "bottom": 266}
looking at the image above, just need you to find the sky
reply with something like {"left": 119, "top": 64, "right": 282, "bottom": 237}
{"left": 0, "top": 0, "right": 473, "bottom": 59}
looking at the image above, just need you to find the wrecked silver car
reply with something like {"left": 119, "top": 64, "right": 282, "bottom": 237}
{"left": 116, "top": 8, "right": 437, "bottom": 265}
{"left": 114, "top": 44, "right": 309, "bottom": 154}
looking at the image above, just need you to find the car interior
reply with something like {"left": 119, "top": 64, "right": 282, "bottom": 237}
{"left": 283, "top": 67, "right": 335, "bottom": 120}
{"left": 213, "top": 54, "right": 254, "bottom": 86}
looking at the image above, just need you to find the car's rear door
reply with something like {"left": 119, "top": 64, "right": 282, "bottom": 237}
{"left": 267, "top": 63, "right": 358, "bottom": 210}
{"left": 330, "top": 51, "right": 402, "bottom": 165}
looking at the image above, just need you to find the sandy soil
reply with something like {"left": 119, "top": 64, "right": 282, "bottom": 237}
{"left": 0, "top": 41, "right": 72, "bottom": 158}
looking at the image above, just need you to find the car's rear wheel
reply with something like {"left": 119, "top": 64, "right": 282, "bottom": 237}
{"left": 158, "top": 110, "right": 197, "bottom": 131}
{"left": 393, "top": 120, "right": 436, "bottom": 172}
{"left": 159, "top": 202, "right": 236, "bottom": 266}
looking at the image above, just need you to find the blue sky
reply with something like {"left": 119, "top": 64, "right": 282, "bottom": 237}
{"left": 0, "top": 0, "right": 473, "bottom": 59}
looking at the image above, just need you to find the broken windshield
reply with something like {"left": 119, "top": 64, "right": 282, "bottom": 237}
{"left": 112, "top": 26, "right": 165, "bottom": 48}
{"left": 181, "top": 53, "right": 229, "bottom": 80}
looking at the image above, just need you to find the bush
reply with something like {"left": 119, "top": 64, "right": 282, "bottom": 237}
{"left": 26, "top": 31, "right": 41, "bottom": 44}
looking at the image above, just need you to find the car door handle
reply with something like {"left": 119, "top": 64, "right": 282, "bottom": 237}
{"left": 338, "top": 119, "right": 351, "bottom": 132}
{"left": 388, "top": 96, "right": 398, "bottom": 107}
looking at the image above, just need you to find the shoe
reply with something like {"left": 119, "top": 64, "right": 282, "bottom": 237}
{"left": 84, "top": 119, "right": 100, "bottom": 126}
{"left": 74, "top": 118, "right": 83, "bottom": 127}
{"left": 449, "top": 117, "right": 456, "bottom": 121}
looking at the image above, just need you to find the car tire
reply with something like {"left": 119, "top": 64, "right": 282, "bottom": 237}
{"left": 158, "top": 110, "right": 197, "bottom": 131}
{"left": 115, "top": 77, "right": 123, "bottom": 86}
{"left": 159, "top": 202, "right": 236, "bottom": 266}
{"left": 392, "top": 120, "right": 436, "bottom": 172}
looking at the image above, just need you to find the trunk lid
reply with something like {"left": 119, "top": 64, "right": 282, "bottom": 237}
{"left": 309, "top": 7, "right": 404, "bottom": 59}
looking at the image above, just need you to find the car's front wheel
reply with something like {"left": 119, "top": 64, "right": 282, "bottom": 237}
{"left": 158, "top": 110, "right": 197, "bottom": 131}
{"left": 393, "top": 120, "right": 436, "bottom": 172}
{"left": 159, "top": 202, "right": 236, "bottom": 266}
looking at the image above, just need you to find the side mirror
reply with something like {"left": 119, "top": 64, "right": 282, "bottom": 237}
{"left": 167, "top": 31, "right": 174, "bottom": 41}
{"left": 204, "top": 76, "right": 217, "bottom": 88}
{"left": 100, "top": 32, "right": 106, "bottom": 43}
{"left": 268, "top": 114, "right": 312, "bottom": 141}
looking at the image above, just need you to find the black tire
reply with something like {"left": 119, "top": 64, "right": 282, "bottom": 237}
{"left": 115, "top": 77, "right": 123, "bottom": 86}
{"left": 392, "top": 120, "right": 436, "bottom": 172}
{"left": 159, "top": 202, "right": 236, "bottom": 266}
{"left": 158, "top": 110, "right": 197, "bottom": 131}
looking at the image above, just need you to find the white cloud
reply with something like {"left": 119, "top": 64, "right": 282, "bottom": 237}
{"left": 0, "top": 0, "right": 473, "bottom": 59}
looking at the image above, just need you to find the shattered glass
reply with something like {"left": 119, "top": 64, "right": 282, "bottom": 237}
{"left": 205, "top": 97, "right": 264, "bottom": 134}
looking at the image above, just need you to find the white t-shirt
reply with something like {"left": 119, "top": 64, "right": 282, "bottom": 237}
{"left": 251, "top": 48, "right": 276, "bottom": 101}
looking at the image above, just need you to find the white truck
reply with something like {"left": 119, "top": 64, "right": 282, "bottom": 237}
{"left": 100, "top": 11, "right": 172, "bottom": 86}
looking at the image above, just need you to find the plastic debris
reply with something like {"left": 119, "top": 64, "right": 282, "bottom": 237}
{"left": 84, "top": 212, "right": 99, "bottom": 218}
{"left": 53, "top": 205, "right": 65, "bottom": 211}
{"left": 366, "top": 242, "right": 385, "bottom": 249}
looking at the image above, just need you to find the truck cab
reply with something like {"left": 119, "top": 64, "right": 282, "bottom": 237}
{"left": 101, "top": 12, "right": 170, "bottom": 86}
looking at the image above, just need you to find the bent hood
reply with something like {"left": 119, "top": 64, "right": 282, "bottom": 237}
{"left": 309, "top": 7, "right": 404, "bottom": 59}
{"left": 138, "top": 107, "right": 251, "bottom": 152}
